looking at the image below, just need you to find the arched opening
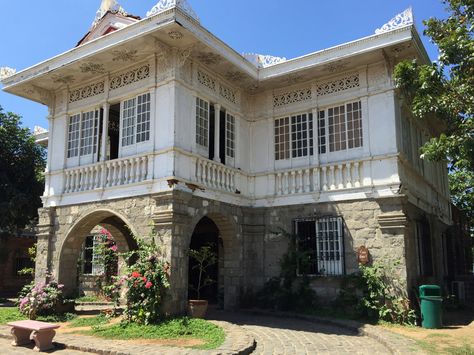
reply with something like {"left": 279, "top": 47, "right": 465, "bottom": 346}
{"left": 57, "top": 211, "right": 137, "bottom": 298}
{"left": 188, "top": 217, "right": 221, "bottom": 305}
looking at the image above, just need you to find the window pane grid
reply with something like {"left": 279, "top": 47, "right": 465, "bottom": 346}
{"left": 274, "top": 117, "right": 290, "bottom": 160}
{"left": 80, "top": 110, "right": 96, "bottom": 156}
{"left": 67, "top": 114, "right": 81, "bottom": 158}
{"left": 196, "top": 98, "right": 209, "bottom": 147}
{"left": 226, "top": 113, "right": 235, "bottom": 158}
{"left": 136, "top": 93, "right": 151, "bottom": 143}
{"left": 318, "top": 110, "right": 326, "bottom": 154}
{"left": 346, "top": 101, "right": 362, "bottom": 149}
{"left": 122, "top": 98, "right": 136, "bottom": 147}
{"left": 291, "top": 114, "right": 308, "bottom": 158}
{"left": 328, "top": 105, "right": 347, "bottom": 152}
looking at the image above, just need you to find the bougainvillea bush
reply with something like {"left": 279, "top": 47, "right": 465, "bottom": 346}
{"left": 114, "top": 237, "right": 170, "bottom": 324}
{"left": 17, "top": 280, "right": 64, "bottom": 320}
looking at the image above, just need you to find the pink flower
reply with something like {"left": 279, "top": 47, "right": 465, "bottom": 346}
{"left": 110, "top": 245, "right": 118, "bottom": 252}
{"left": 131, "top": 271, "right": 141, "bottom": 278}
{"left": 145, "top": 282, "right": 153, "bottom": 289}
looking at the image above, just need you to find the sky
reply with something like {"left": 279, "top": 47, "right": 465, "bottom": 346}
{"left": 0, "top": 0, "right": 447, "bottom": 130}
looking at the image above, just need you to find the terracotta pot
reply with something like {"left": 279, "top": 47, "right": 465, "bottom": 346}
{"left": 187, "top": 299, "right": 208, "bottom": 318}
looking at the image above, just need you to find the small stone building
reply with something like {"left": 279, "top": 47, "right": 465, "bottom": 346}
{"left": 2, "top": 1, "right": 454, "bottom": 313}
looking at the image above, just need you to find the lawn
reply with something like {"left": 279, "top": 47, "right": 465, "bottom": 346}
{"left": 0, "top": 308, "right": 225, "bottom": 350}
{"left": 81, "top": 317, "right": 225, "bottom": 350}
{"left": 0, "top": 307, "right": 26, "bottom": 325}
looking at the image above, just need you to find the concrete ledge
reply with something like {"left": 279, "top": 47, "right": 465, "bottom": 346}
{"left": 240, "top": 309, "right": 423, "bottom": 354}
{"left": 0, "top": 321, "right": 256, "bottom": 355}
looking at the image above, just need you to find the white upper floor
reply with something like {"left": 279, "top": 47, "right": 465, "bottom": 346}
{"left": 1, "top": 2, "right": 451, "bottom": 223}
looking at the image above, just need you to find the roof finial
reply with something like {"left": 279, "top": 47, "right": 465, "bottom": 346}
{"left": 375, "top": 7, "right": 414, "bottom": 34}
{"left": 147, "top": 0, "right": 199, "bottom": 22}
{"left": 92, "top": 0, "right": 127, "bottom": 28}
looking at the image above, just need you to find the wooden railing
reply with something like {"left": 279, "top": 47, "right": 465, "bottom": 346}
{"left": 63, "top": 155, "right": 150, "bottom": 194}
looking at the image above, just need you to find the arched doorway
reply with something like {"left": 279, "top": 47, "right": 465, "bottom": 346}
{"left": 188, "top": 217, "right": 221, "bottom": 305}
{"left": 57, "top": 210, "right": 137, "bottom": 297}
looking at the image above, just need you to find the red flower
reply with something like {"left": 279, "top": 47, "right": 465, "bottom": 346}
{"left": 145, "top": 281, "right": 153, "bottom": 289}
{"left": 131, "top": 271, "right": 141, "bottom": 278}
{"left": 110, "top": 245, "right": 118, "bottom": 252}
{"left": 142, "top": 277, "right": 147, "bottom": 282}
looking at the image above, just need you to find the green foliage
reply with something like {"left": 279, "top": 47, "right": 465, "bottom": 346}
{"left": 36, "top": 312, "right": 76, "bottom": 323}
{"left": 254, "top": 229, "right": 317, "bottom": 312}
{"left": 359, "top": 261, "right": 416, "bottom": 325}
{"left": 0, "top": 106, "right": 46, "bottom": 234}
{"left": 17, "top": 280, "right": 66, "bottom": 320}
{"left": 0, "top": 307, "right": 26, "bottom": 325}
{"left": 18, "top": 243, "right": 36, "bottom": 277}
{"left": 188, "top": 245, "right": 217, "bottom": 300}
{"left": 83, "top": 317, "right": 225, "bottom": 350}
{"left": 112, "top": 236, "right": 170, "bottom": 324}
{"left": 393, "top": 0, "right": 474, "bottom": 222}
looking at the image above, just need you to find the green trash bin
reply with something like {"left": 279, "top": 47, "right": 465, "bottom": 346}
{"left": 419, "top": 285, "right": 442, "bottom": 329}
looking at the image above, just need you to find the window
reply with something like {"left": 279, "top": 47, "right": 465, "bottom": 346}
{"left": 320, "top": 100, "right": 362, "bottom": 153}
{"left": 136, "top": 93, "right": 151, "bottom": 143}
{"left": 416, "top": 220, "right": 433, "bottom": 277}
{"left": 196, "top": 97, "right": 209, "bottom": 147}
{"left": 82, "top": 236, "right": 104, "bottom": 276}
{"left": 275, "top": 113, "right": 313, "bottom": 160}
{"left": 401, "top": 115, "right": 413, "bottom": 162}
{"left": 318, "top": 110, "right": 326, "bottom": 154}
{"left": 226, "top": 113, "right": 235, "bottom": 158}
{"left": 67, "top": 110, "right": 99, "bottom": 158}
{"left": 275, "top": 117, "right": 290, "bottom": 160}
{"left": 295, "top": 217, "right": 344, "bottom": 276}
{"left": 121, "top": 93, "right": 151, "bottom": 147}
{"left": 67, "top": 114, "right": 81, "bottom": 158}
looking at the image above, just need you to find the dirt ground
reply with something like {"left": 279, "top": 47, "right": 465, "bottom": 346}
{"left": 381, "top": 309, "right": 474, "bottom": 354}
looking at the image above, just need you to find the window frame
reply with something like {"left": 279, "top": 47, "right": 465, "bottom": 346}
{"left": 119, "top": 92, "right": 152, "bottom": 154}
{"left": 274, "top": 111, "right": 314, "bottom": 161}
{"left": 294, "top": 216, "right": 345, "bottom": 277}
{"left": 225, "top": 111, "right": 236, "bottom": 161}
{"left": 195, "top": 97, "right": 210, "bottom": 150}
{"left": 66, "top": 108, "right": 101, "bottom": 166}
{"left": 318, "top": 100, "right": 363, "bottom": 156}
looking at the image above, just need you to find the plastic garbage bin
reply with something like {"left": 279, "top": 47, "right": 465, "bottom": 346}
{"left": 419, "top": 285, "right": 442, "bottom": 329}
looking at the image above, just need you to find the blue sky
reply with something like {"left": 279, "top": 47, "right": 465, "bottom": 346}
{"left": 0, "top": 0, "right": 446, "bottom": 130}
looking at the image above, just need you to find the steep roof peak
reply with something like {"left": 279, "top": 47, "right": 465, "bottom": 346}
{"left": 147, "top": 0, "right": 199, "bottom": 22}
{"left": 92, "top": 0, "right": 128, "bottom": 28}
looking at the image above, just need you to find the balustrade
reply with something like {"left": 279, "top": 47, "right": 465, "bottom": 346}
{"left": 195, "top": 158, "right": 237, "bottom": 192}
{"left": 274, "top": 160, "right": 362, "bottom": 196}
{"left": 63, "top": 155, "right": 149, "bottom": 194}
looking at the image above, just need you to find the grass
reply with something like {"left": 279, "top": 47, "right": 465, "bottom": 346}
{"left": 0, "top": 307, "right": 76, "bottom": 324}
{"left": 444, "top": 344, "right": 474, "bottom": 355}
{"left": 68, "top": 315, "right": 109, "bottom": 328}
{"left": 75, "top": 295, "right": 106, "bottom": 303}
{"left": 0, "top": 307, "right": 26, "bottom": 325}
{"left": 82, "top": 317, "right": 225, "bottom": 350}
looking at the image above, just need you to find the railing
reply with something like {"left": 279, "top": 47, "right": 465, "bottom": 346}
{"left": 275, "top": 161, "right": 361, "bottom": 196}
{"left": 195, "top": 158, "right": 238, "bottom": 193}
{"left": 63, "top": 155, "right": 150, "bottom": 194}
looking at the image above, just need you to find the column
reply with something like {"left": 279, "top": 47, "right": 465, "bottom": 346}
{"left": 100, "top": 103, "right": 110, "bottom": 188}
{"left": 214, "top": 103, "right": 221, "bottom": 163}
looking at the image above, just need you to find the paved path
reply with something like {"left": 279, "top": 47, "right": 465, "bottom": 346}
{"left": 0, "top": 312, "right": 397, "bottom": 354}
{"left": 0, "top": 337, "right": 86, "bottom": 355}
{"left": 209, "top": 311, "right": 392, "bottom": 355}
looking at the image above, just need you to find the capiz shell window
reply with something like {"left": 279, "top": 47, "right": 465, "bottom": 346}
{"left": 121, "top": 93, "right": 151, "bottom": 147}
{"left": 196, "top": 97, "right": 209, "bottom": 147}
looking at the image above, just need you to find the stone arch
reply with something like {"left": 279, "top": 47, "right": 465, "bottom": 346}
{"left": 56, "top": 208, "right": 138, "bottom": 297}
{"left": 184, "top": 210, "right": 242, "bottom": 310}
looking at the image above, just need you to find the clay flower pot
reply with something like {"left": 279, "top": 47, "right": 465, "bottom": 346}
{"left": 187, "top": 299, "right": 208, "bottom": 318}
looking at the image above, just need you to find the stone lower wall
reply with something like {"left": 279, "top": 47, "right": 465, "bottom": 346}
{"left": 35, "top": 189, "right": 450, "bottom": 314}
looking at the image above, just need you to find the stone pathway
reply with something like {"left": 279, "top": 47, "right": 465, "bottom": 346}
{"left": 0, "top": 336, "right": 85, "bottom": 354}
{"left": 0, "top": 311, "right": 415, "bottom": 354}
{"left": 208, "top": 311, "right": 392, "bottom": 355}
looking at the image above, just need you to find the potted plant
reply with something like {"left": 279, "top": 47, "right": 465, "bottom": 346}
{"left": 187, "top": 244, "right": 217, "bottom": 318}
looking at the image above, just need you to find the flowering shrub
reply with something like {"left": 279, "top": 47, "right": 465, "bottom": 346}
{"left": 114, "top": 237, "right": 170, "bottom": 324}
{"left": 95, "top": 227, "right": 119, "bottom": 287}
{"left": 17, "top": 280, "right": 64, "bottom": 320}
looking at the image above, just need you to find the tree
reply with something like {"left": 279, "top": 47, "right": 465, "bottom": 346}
{"left": 393, "top": 0, "right": 474, "bottom": 222}
{"left": 0, "top": 106, "right": 46, "bottom": 235}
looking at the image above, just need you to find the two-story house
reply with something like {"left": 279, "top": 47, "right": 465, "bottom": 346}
{"left": 1, "top": 0, "right": 452, "bottom": 313}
